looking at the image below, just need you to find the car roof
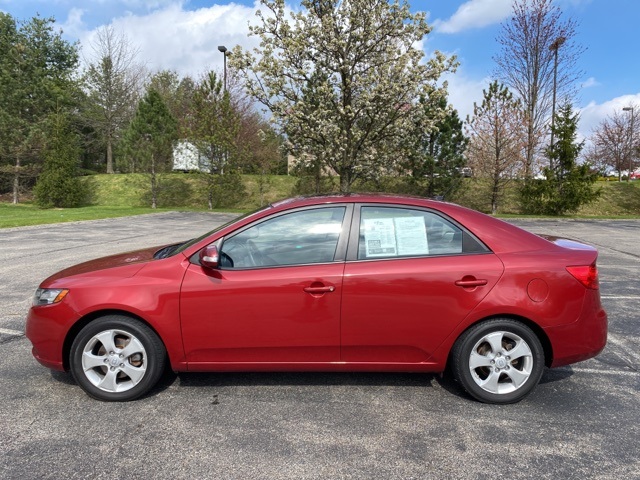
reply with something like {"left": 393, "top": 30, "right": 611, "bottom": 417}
{"left": 270, "top": 193, "right": 445, "bottom": 209}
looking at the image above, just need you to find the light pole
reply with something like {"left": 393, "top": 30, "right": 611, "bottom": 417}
{"left": 623, "top": 106, "right": 635, "bottom": 183}
{"left": 549, "top": 36, "right": 566, "bottom": 169}
{"left": 217, "top": 45, "right": 229, "bottom": 91}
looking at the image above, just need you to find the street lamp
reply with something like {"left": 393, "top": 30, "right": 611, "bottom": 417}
{"left": 217, "top": 45, "right": 230, "bottom": 91}
{"left": 549, "top": 36, "right": 566, "bottom": 169}
{"left": 623, "top": 106, "right": 635, "bottom": 183}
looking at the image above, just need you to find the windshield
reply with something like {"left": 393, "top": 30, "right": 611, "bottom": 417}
{"left": 168, "top": 206, "right": 272, "bottom": 257}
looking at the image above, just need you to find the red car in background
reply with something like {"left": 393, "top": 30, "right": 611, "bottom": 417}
{"left": 26, "top": 194, "right": 607, "bottom": 404}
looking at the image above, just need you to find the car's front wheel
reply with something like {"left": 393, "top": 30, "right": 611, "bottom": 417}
{"left": 70, "top": 315, "right": 166, "bottom": 401}
{"left": 451, "top": 319, "right": 544, "bottom": 404}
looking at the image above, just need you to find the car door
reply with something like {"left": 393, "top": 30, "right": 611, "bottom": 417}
{"left": 180, "top": 205, "right": 350, "bottom": 368}
{"left": 341, "top": 205, "right": 504, "bottom": 364}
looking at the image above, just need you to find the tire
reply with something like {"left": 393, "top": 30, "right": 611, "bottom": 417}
{"left": 69, "top": 315, "right": 166, "bottom": 401}
{"left": 451, "top": 319, "right": 544, "bottom": 404}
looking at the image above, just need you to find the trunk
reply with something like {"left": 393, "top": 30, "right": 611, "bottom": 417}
{"left": 107, "top": 138, "right": 114, "bottom": 174}
{"left": 340, "top": 172, "right": 350, "bottom": 194}
{"left": 151, "top": 154, "right": 157, "bottom": 209}
{"left": 208, "top": 174, "right": 213, "bottom": 210}
{"left": 491, "top": 178, "right": 500, "bottom": 215}
{"left": 12, "top": 154, "right": 20, "bottom": 205}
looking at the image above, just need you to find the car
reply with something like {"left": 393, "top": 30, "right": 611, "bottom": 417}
{"left": 630, "top": 171, "right": 640, "bottom": 180}
{"left": 26, "top": 194, "right": 607, "bottom": 404}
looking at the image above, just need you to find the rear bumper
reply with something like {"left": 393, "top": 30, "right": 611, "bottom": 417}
{"left": 545, "top": 293, "right": 608, "bottom": 367}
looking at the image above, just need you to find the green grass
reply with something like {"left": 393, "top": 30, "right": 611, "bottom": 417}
{"left": 0, "top": 204, "right": 178, "bottom": 228}
{"left": 452, "top": 178, "right": 640, "bottom": 218}
{"left": 1, "top": 174, "right": 638, "bottom": 229}
{"left": 87, "top": 173, "right": 297, "bottom": 209}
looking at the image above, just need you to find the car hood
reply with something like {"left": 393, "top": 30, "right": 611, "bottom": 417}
{"left": 42, "top": 245, "right": 166, "bottom": 284}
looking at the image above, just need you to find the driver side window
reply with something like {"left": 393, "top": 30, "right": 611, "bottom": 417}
{"left": 220, "top": 207, "right": 346, "bottom": 269}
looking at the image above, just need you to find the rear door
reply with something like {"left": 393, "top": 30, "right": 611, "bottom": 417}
{"left": 341, "top": 205, "right": 504, "bottom": 364}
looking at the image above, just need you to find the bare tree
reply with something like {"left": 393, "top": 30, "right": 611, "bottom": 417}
{"left": 494, "top": 0, "right": 583, "bottom": 179}
{"left": 83, "top": 26, "right": 146, "bottom": 173}
{"left": 586, "top": 107, "right": 639, "bottom": 181}
{"left": 466, "top": 81, "right": 526, "bottom": 214}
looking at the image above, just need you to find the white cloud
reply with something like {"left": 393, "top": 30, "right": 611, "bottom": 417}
{"left": 434, "top": 0, "right": 512, "bottom": 34}
{"left": 441, "top": 70, "right": 492, "bottom": 121}
{"left": 579, "top": 93, "right": 640, "bottom": 138}
{"left": 74, "top": 1, "right": 261, "bottom": 77}
{"left": 581, "top": 77, "right": 600, "bottom": 89}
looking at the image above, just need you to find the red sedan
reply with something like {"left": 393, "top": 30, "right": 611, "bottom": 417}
{"left": 26, "top": 195, "right": 607, "bottom": 404}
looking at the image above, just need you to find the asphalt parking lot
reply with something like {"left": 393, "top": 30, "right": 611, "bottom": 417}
{"left": 0, "top": 213, "right": 638, "bottom": 479}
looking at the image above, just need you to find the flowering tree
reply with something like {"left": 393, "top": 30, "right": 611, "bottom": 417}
{"left": 233, "top": 0, "right": 455, "bottom": 192}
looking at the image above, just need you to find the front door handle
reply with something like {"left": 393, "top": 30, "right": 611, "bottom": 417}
{"left": 455, "top": 277, "right": 488, "bottom": 288}
{"left": 303, "top": 285, "right": 335, "bottom": 294}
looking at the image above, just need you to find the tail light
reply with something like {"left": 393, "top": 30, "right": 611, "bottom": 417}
{"left": 566, "top": 264, "right": 599, "bottom": 289}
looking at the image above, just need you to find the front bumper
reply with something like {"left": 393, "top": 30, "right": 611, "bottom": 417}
{"left": 25, "top": 302, "right": 81, "bottom": 371}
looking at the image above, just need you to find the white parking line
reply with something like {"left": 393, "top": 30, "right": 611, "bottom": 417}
{"left": 601, "top": 295, "right": 640, "bottom": 300}
{"left": 0, "top": 327, "right": 23, "bottom": 336}
{"left": 607, "top": 333, "right": 640, "bottom": 363}
{"left": 571, "top": 367, "right": 638, "bottom": 377}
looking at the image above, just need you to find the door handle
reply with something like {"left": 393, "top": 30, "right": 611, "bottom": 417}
{"left": 303, "top": 285, "right": 335, "bottom": 294}
{"left": 455, "top": 278, "right": 488, "bottom": 288}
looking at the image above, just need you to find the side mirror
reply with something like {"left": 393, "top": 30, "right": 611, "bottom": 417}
{"left": 199, "top": 245, "right": 219, "bottom": 269}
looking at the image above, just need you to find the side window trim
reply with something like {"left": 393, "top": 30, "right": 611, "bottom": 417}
{"left": 215, "top": 203, "right": 354, "bottom": 270}
{"left": 345, "top": 203, "right": 490, "bottom": 262}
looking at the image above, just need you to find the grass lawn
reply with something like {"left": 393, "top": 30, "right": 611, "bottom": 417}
{"left": 0, "top": 204, "right": 182, "bottom": 228}
{"left": 1, "top": 175, "right": 638, "bottom": 229}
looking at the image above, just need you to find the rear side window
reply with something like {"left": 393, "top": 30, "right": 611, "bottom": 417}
{"left": 357, "top": 206, "right": 487, "bottom": 260}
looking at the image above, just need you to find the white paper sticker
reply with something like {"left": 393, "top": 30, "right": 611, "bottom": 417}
{"left": 394, "top": 217, "right": 428, "bottom": 255}
{"left": 363, "top": 218, "right": 397, "bottom": 257}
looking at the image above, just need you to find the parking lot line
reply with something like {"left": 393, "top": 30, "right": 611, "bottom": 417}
{"left": 0, "top": 327, "right": 23, "bottom": 336}
{"left": 571, "top": 366, "right": 638, "bottom": 377}
{"left": 601, "top": 295, "right": 640, "bottom": 299}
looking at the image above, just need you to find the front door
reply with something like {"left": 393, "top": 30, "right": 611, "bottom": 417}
{"left": 180, "top": 206, "right": 349, "bottom": 368}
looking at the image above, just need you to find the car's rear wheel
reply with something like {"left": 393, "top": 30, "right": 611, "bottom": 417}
{"left": 451, "top": 319, "right": 544, "bottom": 404}
{"left": 70, "top": 315, "right": 166, "bottom": 401}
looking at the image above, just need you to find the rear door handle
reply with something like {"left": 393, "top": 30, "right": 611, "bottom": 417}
{"left": 455, "top": 278, "right": 488, "bottom": 288}
{"left": 303, "top": 286, "right": 335, "bottom": 294}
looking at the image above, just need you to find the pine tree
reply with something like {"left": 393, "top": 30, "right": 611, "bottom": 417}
{"left": 34, "top": 111, "right": 88, "bottom": 208}
{"left": 122, "top": 88, "right": 177, "bottom": 208}
{"left": 521, "top": 103, "right": 599, "bottom": 215}
{"left": 189, "top": 71, "right": 245, "bottom": 209}
{"left": 402, "top": 96, "right": 468, "bottom": 199}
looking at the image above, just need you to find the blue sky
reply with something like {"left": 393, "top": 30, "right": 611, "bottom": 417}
{"left": 1, "top": 0, "right": 638, "bottom": 139}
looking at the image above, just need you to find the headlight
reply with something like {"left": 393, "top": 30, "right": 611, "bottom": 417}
{"left": 33, "top": 288, "right": 69, "bottom": 306}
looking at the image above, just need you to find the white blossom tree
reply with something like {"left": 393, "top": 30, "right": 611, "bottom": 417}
{"left": 232, "top": 0, "right": 456, "bottom": 192}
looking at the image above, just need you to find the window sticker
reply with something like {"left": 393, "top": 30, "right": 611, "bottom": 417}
{"left": 363, "top": 218, "right": 397, "bottom": 257}
{"left": 363, "top": 215, "right": 429, "bottom": 258}
{"left": 395, "top": 216, "right": 428, "bottom": 255}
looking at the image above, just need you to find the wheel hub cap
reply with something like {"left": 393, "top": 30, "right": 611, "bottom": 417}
{"left": 495, "top": 357, "right": 507, "bottom": 369}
